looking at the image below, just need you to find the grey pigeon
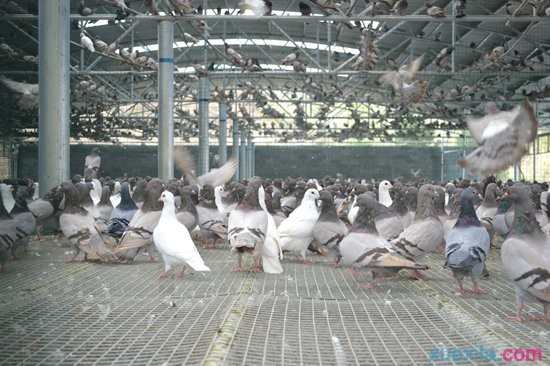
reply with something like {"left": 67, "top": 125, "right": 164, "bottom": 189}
{"left": 458, "top": 100, "right": 538, "bottom": 176}
{"left": 115, "top": 179, "right": 164, "bottom": 262}
{"left": 501, "top": 184, "right": 550, "bottom": 323}
{"left": 339, "top": 194, "right": 428, "bottom": 289}
{"left": 28, "top": 186, "right": 63, "bottom": 238}
{"left": 312, "top": 190, "right": 348, "bottom": 263}
{"left": 196, "top": 185, "right": 227, "bottom": 248}
{"left": 176, "top": 185, "right": 199, "bottom": 232}
{"left": 445, "top": 189, "right": 491, "bottom": 296}
{"left": 108, "top": 182, "right": 138, "bottom": 238}
{"left": 391, "top": 184, "right": 445, "bottom": 279}
{"left": 10, "top": 186, "right": 36, "bottom": 258}
{"left": 59, "top": 182, "right": 117, "bottom": 262}
{"left": 228, "top": 181, "right": 268, "bottom": 272}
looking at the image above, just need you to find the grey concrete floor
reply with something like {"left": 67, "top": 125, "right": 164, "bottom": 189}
{"left": 0, "top": 239, "right": 549, "bottom": 365}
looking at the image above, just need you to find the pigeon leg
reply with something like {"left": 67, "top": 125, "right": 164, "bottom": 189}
{"left": 10, "top": 247, "right": 18, "bottom": 260}
{"left": 408, "top": 269, "right": 426, "bottom": 280}
{"left": 253, "top": 256, "right": 262, "bottom": 273}
{"left": 232, "top": 253, "right": 244, "bottom": 272}
{"left": 301, "top": 251, "right": 312, "bottom": 266}
{"left": 159, "top": 271, "right": 169, "bottom": 279}
{"left": 176, "top": 267, "right": 185, "bottom": 279}
{"left": 470, "top": 278, "right": 487, "bottom": 295}
{"left": 506, "top": 296, "right": 526, "bottom": 322}
{"left": 452, "top": 273, "right": 465, "bottom": 296}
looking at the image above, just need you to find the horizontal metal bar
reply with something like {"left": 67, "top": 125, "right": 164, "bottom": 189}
{"left": 1, "top": 69, "right": 549, "bottom": 77}
{"left": 1, "top": 14, "right": 549, "bottom": 23}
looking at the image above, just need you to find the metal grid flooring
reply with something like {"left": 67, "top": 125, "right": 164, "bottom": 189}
{"left": 0, "top": 239, "right": 549, "bottom": 365}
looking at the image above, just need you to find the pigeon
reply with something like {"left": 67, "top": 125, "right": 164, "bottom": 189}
{"left": 153, "top": 190, "right": 210, "bottom": 278}
{"left": 238, "top": 0, "right": 272, "bottom": 15}
{"left": 373, "top": 195, "right": 405, "bottom": 241}
{"left": 28, "top": 186, "right": 63, "bottom": 239}
{"left": 228, "top": 181, "right": 268, "bottom": 272}
{"left": 458, "top": 100, "right": 538, "bottom": 176}
{"left": 258, "top": 185, "right": 283, "bottom": 274}
{"left": 379, "top": 56, "right": 425, "bottom": 102}
{"left": 312, "top": 190, "right": 348, "bottom": 263}
{"left": 174, "top": 185, "right": 199, "bottom": 232}
{"left": 476, "top": 182, "right": 499, "bottom": 231}
{"left": 0, "top": 192, "right": 17, "bottom": 271}
{"left": 443, "top": 188, "right": 462, "bottom": 241}
{"left": 339, "top": 194, "right": 428, "bottom": 289}
{"left": 131, "top": 179, "right": 147, "bottom": 208}
{"left": 115, "top": 179, "right": 164, "bottom": 262}
{"left": 391, "top": 184, "right": 445, "bottom": 279}
{"left": 0, "top": 184, "right": 15, "bottom": 213}
{"left": 108, "top": 182, "right": 138, "bottom": 238}
{"left": 299, "top": 1, "right": 312, "bottom": 15}
{"left": 144, "top": 0, "right": 159, "bottom": 14}
{"left": 174, "top": 147, "right": 238, "bottom": 188}
{"left": 281, "top": 49, "right": 299, "bottom": 65}
{"left": 444, "top": 182, "right": 456, "bottom": 213}
{"left": 493, "top": 192, "right": 514, "bottom": 240}
{"left": 10, "top": 186, "right": 36, "bottom": 258}
{"left": 0, "top": 76, "right": 39, "bottom": 110}
{"left": 445, "top": 189, "right": 491, "bottom": 296}
{"left": 195, "top": 185, "right": 227, "bottom": 248}
{"left": 170, "top": 0, "right": 194, "bottom": 14}
{"left": 390, "top": 184, "right": 414, "bottom": 229}
{"left": 501, "top": 184, "right": 550, "bottom": 323}
{"left": 79, "top": 0, "right": 93, "bottom": 16}
{"left": 110, "top": 181, "right": 121, "bottom": 207}
{"left": 378, "top": 180, "right": 393, "bottom": 207}
{"left": 426, "top": 2, "right": 446, "bottom": 17}
{"left": 80, "top": 33, "right": 95, "bottom": 53}
{"left": 347, "top": 184, "right": 370, "bottom": 224}
{"left": 183, "top": 32, "right": 199, "bottom": 44}
{"left": 59, "top": 182, "right": 117, "bottom": 262}
{"left": 96, "top": 186, "right": 113, "bottom": 223}
{"left": 214, "top": 185, "right": 238, "bottom": 216}
{"left": 278, "top": 188, "right": 320, "bottom": 264}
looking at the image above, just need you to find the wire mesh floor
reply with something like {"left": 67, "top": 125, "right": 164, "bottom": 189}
{"left": 0, "top": 239, "right": 549, "bottom": 365}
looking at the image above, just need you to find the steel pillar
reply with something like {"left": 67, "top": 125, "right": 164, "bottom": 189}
{"left": 198, "top": 77, "right": 210, "bottom": 176}
{"left": 38, "top": 0, "right": 70, "bottom": 196}
{"left": 157, "top": 20, "right": 174, "bottom": 180}
{"left": 239, "top": 129, "right": 247, "bottom": 180}
{"left": 218, "top": 102, "right": 228, "bottom": 165}
{"left": 246, "top": 131, "right": 254, "bottom": 178}
{"left": 232, "top": 118, "right": 240, "bottom": 181}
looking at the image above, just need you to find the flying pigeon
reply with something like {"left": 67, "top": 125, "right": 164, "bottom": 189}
{"left": 238, "top": 0, "right": 272, "bottom": 15}
{"left": 445, "top": 189, "right": 491, "bottom": 296}
{"left": 501, "top": 184, "right": 550, "bottom": 323}
{"left": 458, "top": 100, "right": 538, "bottom": 176}
{"left": 153, "top": 190, "right": 210, "bottom": 278}
{"left": 0, "top": 76, "right": 39, "bottom": 110}
{"left": 379, "top": 56, "right": 425, "bottom": 102}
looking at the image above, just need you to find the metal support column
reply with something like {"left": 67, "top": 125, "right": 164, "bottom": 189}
{"left": 246, "top": 131, "right": 253, "bottom": 178}
{"left": 38, "top": 0, "right": 70, "bottom": 196}
{"left": 218, "top": 102, "right": 227, "bottom": 165}
{"left": 239, "top": 129, "right": 247, "bottom": 180}
{"left": 157, "top": 20, "right": 174, "bottom": 180}
{"left": 198, "top": 77, "right": 210, "bottom": 175}
{"left": 251, "top": 142, "right": 256, "bottom": 177}
{"left": 451, "top": 0, "right": 456, "bottom": 73}
{"left": 232, "top": 117, "right": 240, "bottom": 181}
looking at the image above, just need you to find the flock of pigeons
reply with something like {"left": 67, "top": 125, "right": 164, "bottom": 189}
{"left": 1, "top": 160, "right": 550, "bottom": 323}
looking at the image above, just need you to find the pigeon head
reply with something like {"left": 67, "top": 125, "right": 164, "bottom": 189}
{"left": 119, "top": 182, "right": 137, "bottom": 211}
{"left": 433, "top": 186, "right": 446, "bottom": 215}
{"left": 241, "top": 181, "right": 263, "bottom": 209}
{"left": 351, "top": 193, "right": 379, "bottom": 233}
{"left": 389, "top": 183, "right": 407, "bottom": 214}
{"left": 509, "top": 184, "right": 543, "bottom": 237}
{"left": 445, "top": 182, "right": 456, "bottom": 195}
{"left": 99, "top": 185, "right": 112, "bottom": 206}
{"left": 483, "top": 183, "right": 500, "bottom": 206}
{"left": 159, "top": 190, "right": 175, "bottom": 205}
{"left": 456, "top": 188, "right": 481, "bottom": 227}
{"left": 448, "top": 188, "right": 463, "bottom": 217}
{"left": 303, "top": 188, "right": 320, "bottom": 206}
{"left": 132, "top": 179, "right": 147, "bottom": 203}
{"left": 75, "top": 182, "right": 93, "bottom": 207}
{"left": 415, "top": 184, "right": 438, "bottom": 220}
{"left": 60, "top": 182, "right": 87, "bottom": 215}
{"left": 142, "top": 179, "right": 164, "bottom": 212}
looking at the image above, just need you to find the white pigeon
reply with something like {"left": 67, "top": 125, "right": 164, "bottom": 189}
{"left": 258, "top": 186, "right": 283, "bottom": 274}
{"left": 239, "top": 0, "right": 271, "bottom": 15}
{"left": 80, "top": 33, "right": 95, "bottom": 53}
{"left": 153, "top": 190, "right": 210, "bottom": 278}
{"left": 110, "top": 181, "right": 122, "bottom": 208}
{"left": 378, "top": 180, "right": 393, "bottom": 207}
{"left": 278, "top": 188, "right": 321, "bottom": 264}
{"left": 0, "top": 184, "right": 15, "bottom": 213}
{"left": 458, "top": 100, "right": 538, "bottom": 176}
{"left": 89, "top": 178, "right": 102, "bottom": 206}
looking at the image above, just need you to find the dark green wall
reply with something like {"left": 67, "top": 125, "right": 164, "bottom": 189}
{"left": 17, "top": 144, "right": 441, "bottom": 180}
